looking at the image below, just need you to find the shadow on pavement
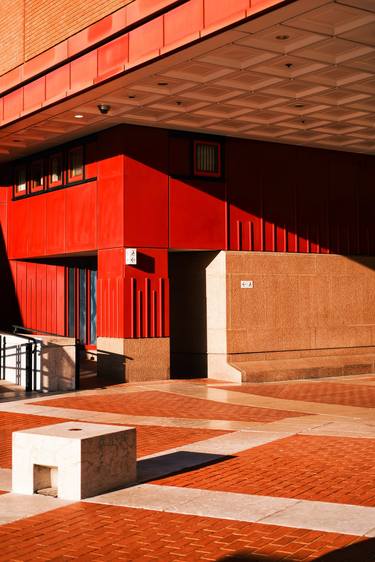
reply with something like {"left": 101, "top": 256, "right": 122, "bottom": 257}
{"left": 216, "top": 537, "right": 375, "bottom": 561}
{"left": 138, "top": 450, "right": 233, "bottom": 482}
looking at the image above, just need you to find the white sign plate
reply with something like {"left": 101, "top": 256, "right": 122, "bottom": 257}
{"left": 241, "top": 280, "right": 254, "bottom": 289}
{"left": 125, "top": 248, "right": 137, "bottom": 265}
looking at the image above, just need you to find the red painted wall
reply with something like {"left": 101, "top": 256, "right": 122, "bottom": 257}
{"left": 2, "top": 123, "right": 375, "bottom": 340}
{"left": 10, "top": 260, "right": 65, "bottom": 335}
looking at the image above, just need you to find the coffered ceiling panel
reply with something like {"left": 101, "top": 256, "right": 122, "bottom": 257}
{"left": 0, "top": 0, "right": 374, "bottom": 160}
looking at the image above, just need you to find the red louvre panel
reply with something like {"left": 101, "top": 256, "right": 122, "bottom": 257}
{"left": 97, "top": 248, "right": 125, "bottom": 338}
{"left": 124, "top": 248, "right": 169, "bottom": 339}
{"left": 227, "top": 139, "right": 263, "bottom": 252}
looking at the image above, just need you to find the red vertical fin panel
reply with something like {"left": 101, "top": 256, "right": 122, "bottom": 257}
{"left": 56, "top": 266, "right": 65, "bottom": 336}
{"left": 227, "top": 139, "right": 263, "bottom": 252}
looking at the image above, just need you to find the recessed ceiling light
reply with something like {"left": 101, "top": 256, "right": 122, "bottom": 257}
{"left": 276, "top": 34, "right": 290, "bottom": 41}
{"left": 157, "top": 82, "right": 168, "bottom": 86}
{"left": 74, "top": 114, "right": 84, "bottom": 119}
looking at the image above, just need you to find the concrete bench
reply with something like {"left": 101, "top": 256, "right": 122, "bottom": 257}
{"left": 12, "top": 422, "right": 136, "bottom": 501}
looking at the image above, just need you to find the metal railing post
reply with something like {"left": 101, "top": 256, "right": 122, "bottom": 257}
{"left": 25, "top": 342, "right": 33, "bottom": 392}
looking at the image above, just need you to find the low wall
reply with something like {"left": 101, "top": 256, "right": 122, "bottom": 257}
{"left": 0, "top": 333, "right": 76, "bottom": 392}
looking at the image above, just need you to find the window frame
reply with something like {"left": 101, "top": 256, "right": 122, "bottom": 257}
{"left": 48, "top": 152, "right": 64, "bottom": 188}
{"left": 193, "top": 140, "right": 222, "bottom": 179}
{"left": 13, "top": 164, "right": 28, "bottom": 198}
{"left": 29, "top": 158, "right": 45, "bottom": 193}
{"left": 67, "top": 145, "right": 84, "bottom": 184}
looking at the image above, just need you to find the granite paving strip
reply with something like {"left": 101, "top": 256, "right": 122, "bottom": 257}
{"left": 0, "top": 493, "right": 73, "bottom": 525}
{"left": 86, "top": 483, "right": 375, "bottom": 537}
{"left": 145, "top": 381, "right": 375, "bottom": 418}
{"left": 0, "top": 470, "right": 11, "bottom": 492}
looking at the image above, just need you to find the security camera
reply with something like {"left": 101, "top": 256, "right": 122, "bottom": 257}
{"left": 97, "top": 104, "right": 111, "bottom": 115}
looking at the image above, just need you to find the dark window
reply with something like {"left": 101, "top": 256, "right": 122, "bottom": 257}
{"left": 49, "top": 153, "right": 63, "bottom": 187}
{"left": 194, "top": 141, "right": 221, "bottom": 178}
{"left": 68, "top": 146, "right": 84, "bottom": 182}
{"left": 30, "top": 160, "right": 44, "bottom": 192}
{"left": 14, "top": 165, "right": 27, "bottom": 196}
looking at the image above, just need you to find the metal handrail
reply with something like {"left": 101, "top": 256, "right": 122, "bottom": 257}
{"left": 0, "top": 334, "right": 40, "bottom": 392}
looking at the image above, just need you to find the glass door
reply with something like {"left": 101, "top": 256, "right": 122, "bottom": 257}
{"left": 67, "top": 267, "right": 97, "bottom": 346}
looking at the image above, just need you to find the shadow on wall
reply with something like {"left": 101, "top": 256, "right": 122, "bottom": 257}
{"left": 169, "top": 251, "right": 219, "bottom": 379}
{"left": 122, "top": 125, "right": 375, "bottom": 261}
{"left": 216, "top": 537, "right": 375, "bottom": 561}
{"left": 0, "top": 225, "right": 22, "bottom": 330}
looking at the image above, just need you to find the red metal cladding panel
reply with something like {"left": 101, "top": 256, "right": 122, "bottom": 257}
{"left": 15, "top": 261, "right": 27, "bottom": 326}
{"left": 170, "top": 178, "right": 227, "bottom": 250}
{"left": 164, "top": 0, "right": 203, "bottom": 47}
{"left": 36, "top": 264, "right": 47, "bottom": 333}
{"left": 124, "top": 127, "right": 168, "bottom": 248}
{"left": 128, "top": 16, "right": 164, "bottom": 64}
{"left": 25, "top": 262, "right": 36, "bottom": 330}
{"left": 358, "top": 156, "right": 375, "bottom": 256}
{"left": 45, "top": 190, "right": 66, "bottom": 255}
{"left": 262, "top": 144, "right": 297, "bottom": 253}
{"left": 204, "top": 0, "right": 250, "bottom": 29}
{"left": 70, "top": 51, "right": 98, "bottom": 92}
{"left": 8, "top": 200, "right": 29, "bottom": 259}
{"left": 227, "top": 139, "right": 263, "bottom": 252}
{"left": 23, "top": 77, "right": 46, "bottom": 113}
{"left": 56, "top": 266, "right": 66, "bottom": 335}
{"left": 97, "top": 248, "right": 126, "bottom": 338}
{"left": 328, "top": 153, "right": 359, "bottom": 255}
{"left": 97, "top": 138, "right": 124, "bottom": 249}
{"left": 28, "top": 197, "right": 47, "bottom": 257}
{"left": 3, "top": 89, "right": 23, "bottom": 122}
{"left": 124, "top": 248, "right": 169, "bottom": 339}
{"left": 97, "top": 35, "right": 128, "bottom": 79}
{"left": 45, "top": 65, "right": 70, "bottom": 101}
{"left": 295, "top": 148, "right": 329, "bottom": 255}
{"left": 85, "top": 139, "right": 98, "bottom": 179}
{"left": 65, "top": 182, "right": 97, "bottom": 252}
{"left": 0, "top": 204, "right": 7, "bottom": 247}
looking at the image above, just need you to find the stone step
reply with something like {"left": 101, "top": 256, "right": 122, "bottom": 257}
{"left": 231, "top": 354, "right": 375, "bottom": 383}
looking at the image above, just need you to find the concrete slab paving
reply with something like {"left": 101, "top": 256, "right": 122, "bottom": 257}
{"left": 87, "top": 483, "right": 298, "bottom": 523}
{"left": 260, "top": 498, "right": 375, "bottom": 537}
{"left": 87, "top": 483, "right": 375, "bottom": 537}
{"left": 0, "top": 493, "right": 73, "bottom": 524}
{"left": 0, "top": 469, "right": 11, "bottom": 492}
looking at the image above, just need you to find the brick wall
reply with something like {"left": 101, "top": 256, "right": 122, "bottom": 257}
{"left": 0, "top": 0, "right": 135, "bottom": 76}
{"left": 0, "top": 0, "right": 24, "bottom": 76}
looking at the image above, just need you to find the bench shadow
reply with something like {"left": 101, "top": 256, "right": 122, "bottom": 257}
{"left": 137, "top": 451, "right": 233, "bottom": 483}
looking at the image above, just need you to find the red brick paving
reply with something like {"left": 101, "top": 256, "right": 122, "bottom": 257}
{"left": 153, "top": 435, "right": 375, "bottom": 507}
{"left": 0, "top": 411, "right": 229, "bottom": 468}
{"left": 218, "top": 381, "right": 375, "bottom": 408}
{"left": 0, "top": 412, "right": 70, "bottom": 469}
{"left": 0, "top": 502, "right": 367, "bottom": 562}
{"left": 33, "top": 390, "right": 306, "bottom": 423}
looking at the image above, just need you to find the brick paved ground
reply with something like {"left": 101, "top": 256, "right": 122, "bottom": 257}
{"left": 218, "top": 380, "right": 375, "bottom": 408}
{"left": 33, "top": 390, "right": 306, "bottom": 423}
{"left": 153, "top": 434, "right": 375, "bottom": 507}
{"left": 0, "top": 502, "right": 368, "bottom": 562}
{"left": 0, "top": 411, "right": 229, "bottom": 468}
